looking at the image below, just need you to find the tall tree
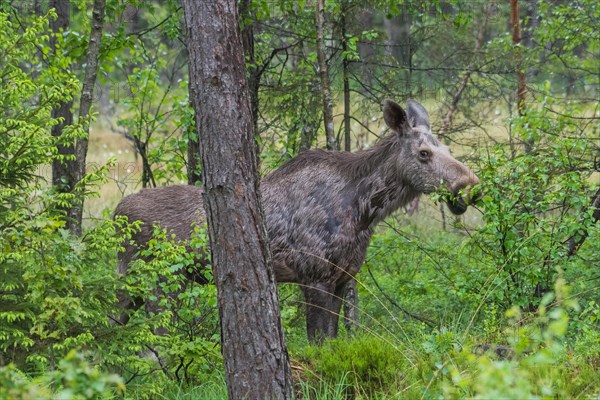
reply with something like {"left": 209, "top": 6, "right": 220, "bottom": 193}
{"left": 315, "top": 0, "right": 336, "bottom": 150}
{"left": 181, "top": 0, "right": 294, "bottom": 398}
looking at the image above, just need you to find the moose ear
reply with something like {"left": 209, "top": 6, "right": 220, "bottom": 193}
{"left": 406, "top": 99, "right": 430, "bottom": 129}
{"left": 382, "top": 99, "right": 409, "bottom": 135}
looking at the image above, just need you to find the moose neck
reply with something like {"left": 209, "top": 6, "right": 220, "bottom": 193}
{"left": 342, "top": 135, "right": 419, "bottom": 230}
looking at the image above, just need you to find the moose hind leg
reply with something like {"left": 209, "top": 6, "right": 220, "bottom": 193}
{"left": 303, "top": 282, "right": 343, "bottom": 343}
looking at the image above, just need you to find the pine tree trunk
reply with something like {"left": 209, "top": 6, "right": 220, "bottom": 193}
{"left": 341, "top": 1, "right": 351, "bottom": 153}
{"left": 185, "top": 111, "right": 202, "bottom": 185}
{"left": 182, "top": 1, "right": 294, "bottom": 398}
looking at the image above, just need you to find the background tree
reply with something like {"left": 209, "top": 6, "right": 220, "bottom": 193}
{"left": 182, "top": 0, "right": 294, "bottom": 398}
{"left": 49, "top": 0, "right": 76, "bottom": 226}
{"left": 49, "top": 0, "right": 106, "bottom": 235}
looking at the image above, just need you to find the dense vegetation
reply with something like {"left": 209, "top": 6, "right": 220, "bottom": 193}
{"left": 1, "top": 0, "right": 598, "bottom": 398}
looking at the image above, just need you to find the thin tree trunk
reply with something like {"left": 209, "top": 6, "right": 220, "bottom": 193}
{"left": 34, "top": 0, "right": 42, "bottom": 16}
{"left": 50, "top": 0, "right": 77, "bottom": 228}
{"left": 186, "top": 111, "right": 202, "bottom": 185}
{"left": 510, "top": 0, "right": 528, "bottom": 115}
{"left": 50, "top": 0, "right": 105, "bottom": 235}
{"left": 182, "top": 1, "right": 294, "bottom": 398}
{"left": 341, "top": 2, "right": 351, "bottom": 153}
{"left": 70, "top": 0, "right": 106, "bottom": 235}
{"left": 340, "top": 0, "right": 359, "bottom": 334}
{"left": 239, "top": 0, "right": 259, "bottom": 138}
{"left": 315, "top": 0, "right": 336, "bottom": 150}
{"left": 357, "top": 9, "right": 373, "bottom": 148}
{"left": 510, "top": 0, "right": 530, "bottom": 151}
{"left": 183, "top": 46, "right": 201, "bottom": 184}
{"left": 384, "top": 8, "right": 412, "bottom": 93}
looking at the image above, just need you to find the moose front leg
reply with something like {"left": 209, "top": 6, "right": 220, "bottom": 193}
{"left": 303, "top": 282, "right": 343, "bottom": 343}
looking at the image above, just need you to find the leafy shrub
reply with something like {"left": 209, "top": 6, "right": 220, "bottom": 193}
{"left": 0, "top": 350, "right": 124, "bottom": 399}
{"left": 0, "top": 10, "right": 128, "bottom": 372}
{"left": 107, "top": 223, "right": 221, "bottom": 392}
{"left": 470, "top": 93, "right": 597, "bottom": 309}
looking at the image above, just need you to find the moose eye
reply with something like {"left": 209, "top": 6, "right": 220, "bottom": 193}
{"left": 419, "top": 150, "right": 430, "bottom": 159}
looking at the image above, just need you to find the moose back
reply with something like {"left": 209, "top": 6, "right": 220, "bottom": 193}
{"left": 115, "top": 99, "right": 480, "bottom": 342}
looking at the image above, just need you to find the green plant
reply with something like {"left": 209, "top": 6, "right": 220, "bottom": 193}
{"left": 108, "top": 223, "right": 220, "bottom": 392}
{"left": 443, "top": 279, "right": 600, "bottom": 399}
{"left": 0, "top": 10, "right": 128, "bottom": 372}
{"left": 0, "top": 350, "right": 124, "bottom": 399}
{"left": 470, "top": 93, "right": 597, "bottom": 309}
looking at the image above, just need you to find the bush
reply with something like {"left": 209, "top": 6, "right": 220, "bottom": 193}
{"left": 470, "top": 94, "right": 597, "bottom": 309}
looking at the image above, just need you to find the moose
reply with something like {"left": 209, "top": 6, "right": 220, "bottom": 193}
{"left": 115, "top": 99, "right": 480, "bottom": 342}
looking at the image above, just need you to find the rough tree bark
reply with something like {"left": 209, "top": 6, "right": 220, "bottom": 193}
{"left": 315, "top": 0, "right": 336, "bottom": 150}
{"left": 182, "top": 1, "right": 294, "bottom": 398}
{"left": 186, "top": 0, "right": 257, "bottom": 187}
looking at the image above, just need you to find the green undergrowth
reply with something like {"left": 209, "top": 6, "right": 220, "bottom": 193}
{"left": 291, "top": 282, "right": 600, "bottom": 398}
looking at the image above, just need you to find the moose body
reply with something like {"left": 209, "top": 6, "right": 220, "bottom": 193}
{"left": 115, "top": 99, "right": 479, "bottom": 342}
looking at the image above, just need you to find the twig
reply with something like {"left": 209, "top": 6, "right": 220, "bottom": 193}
{"left": 366, "top": 268, "right": 436, "bottom": 328}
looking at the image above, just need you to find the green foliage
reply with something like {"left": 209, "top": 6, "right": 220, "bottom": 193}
{"left": 0, "top": 10, "right": 121, "bottom": 371}
{"left": 113, "top": 5, "right": 191, "bottom": 187}
{"left": 0, "top": 350, "right": 124, "bottom": 400}
{"left": 107, "top": 224, "right": 220, "bottom": 395}
{"left": 471, "top": 94, "right": 596, "bottom": 308}
{"left": 0, "top": 10, "right": 79, "bottom": 188}
{"left": 441, "top": 280, "right": 600, "bottom": 399}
